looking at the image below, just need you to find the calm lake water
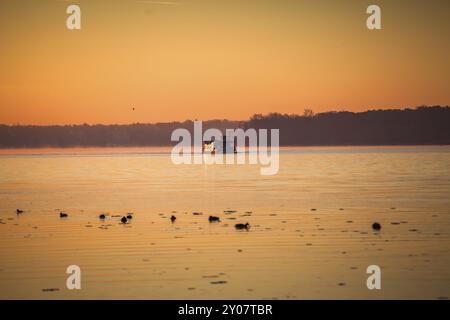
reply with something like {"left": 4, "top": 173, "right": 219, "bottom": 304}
{"left": 0, "top": 146, "right": 449, "bottom": 299}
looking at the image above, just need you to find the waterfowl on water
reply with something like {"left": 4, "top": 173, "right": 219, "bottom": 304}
{"left": 208, "top": 216, "right": 220, "bottom": 222}
{"left": 170, "top": 215, "right": 176, "bottom": 223}
{"left": 59, "top": 212, "right": 68, "bottom": 218}
{"left": 121, "top": 216, "right": 127, "bottom": 224}
{"left": 99, "top": 214, "right": 106, "bottom": 220}
{"left": 16, "top": 209, "right": 23, "bottom": 214}
{"left": 126, "top": 213, "right": 133, "bottom": 220}
{"left": 235, "top": 223, "right": 250, "bottom": 230}
{"left": 372, "top": 222, "right": 381, "bottom": 231}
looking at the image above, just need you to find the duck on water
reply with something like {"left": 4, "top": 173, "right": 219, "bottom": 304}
{"left": 208, "top": 216, "right": 220, "bottom": 222}
{"left": 235, "top": 223, "right": 250, "bottom": 230}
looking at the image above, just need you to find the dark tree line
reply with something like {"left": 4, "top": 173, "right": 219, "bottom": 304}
{"left": 0, "top": 106, "right": 449, "bottom": 148}
{"left": 0, "top": 120, "right": 242, "bottom": 148}
{"left": 246, "top": 106, "right": 450, "bottom": 145}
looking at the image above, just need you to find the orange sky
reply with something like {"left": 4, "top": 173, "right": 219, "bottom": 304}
{"left": 0, "top": 0, "right": 449, "bottom": 125}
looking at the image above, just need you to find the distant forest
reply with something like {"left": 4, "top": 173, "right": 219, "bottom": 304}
{"left": 1, "top": 106, "right": 449, "bottom": 148}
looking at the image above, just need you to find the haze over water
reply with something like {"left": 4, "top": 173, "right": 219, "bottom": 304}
{"left": 0, "top": 146, "right": 449, "bottom": 299}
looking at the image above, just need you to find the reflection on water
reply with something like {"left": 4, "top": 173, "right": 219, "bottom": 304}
{"left": 0, "top": 146, "right": 449, "bottom": 299}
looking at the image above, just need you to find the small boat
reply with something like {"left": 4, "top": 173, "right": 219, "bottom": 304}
{"left": 203, "top": 135, "right": 237, "bottom": 154}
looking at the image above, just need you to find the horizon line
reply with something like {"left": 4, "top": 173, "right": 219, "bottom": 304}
{"left": 1, "top": 105, "right": 448, "bottom": 127}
